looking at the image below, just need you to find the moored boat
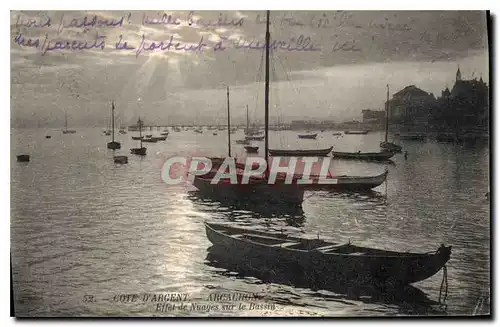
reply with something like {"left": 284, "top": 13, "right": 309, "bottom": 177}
{"left": 205, "top": 222, "right": 452, "bottom": 286}
{"left": 298, "top": 133, "right": 317, "bottom": 139}
{"left": 107, "top": 101, "right": 121, "bottom": 150}
{"left": 300, "top": 169, "right": 389, "bottom": 191}
{"left": 332, "top": 150, "right": 395, "bottom": 161}
{"left": 131, "top": 136, "right": 143, "bottom": 140}
{"left": 244, "top": 145, "right": 259, "bottom": 153}
{"left": 16, "top": 154, "right": 30, "bottom": 162}
{"left": 130, "top": 117, "right": 147, "bottom": 156}
{"left": 113, "top": 155, "right": 128, "bottom": 164}
{"left": 269, "top": 146, "right": 333, "bottom": 157}
{"left": 380, "top": 141, "right": 402, "bottom": 153}
{"left": 245, "top": 135, "right": 265, "bottom": 141}
{"left": 142, "top": 138, "right": 158, "bottom": 143}
{"left": 235, "top": 139, "right": 250, "bottom": 145}
{"left": 380, "top": 85, "right": 402, "bottom": 153}
{"left": 344, "top": 130, "right": 369, "bottom": 135}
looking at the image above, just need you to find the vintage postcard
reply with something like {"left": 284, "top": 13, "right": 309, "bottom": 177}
{"left": 10, "top": 10, "right": 490, "bottom": 317}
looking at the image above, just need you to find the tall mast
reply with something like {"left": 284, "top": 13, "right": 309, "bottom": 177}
{"left": 111, "top": 101, "right": 115, "bottom": 142}
{"left": 139, "top": 117, "right": 143, "bottom": 148}
{"left": 227, "top": 86, "right": 231, "bottom": 157}
{"left": 246, "top": 105, "right": 249, "bottom": 132}
{"left": 385, "top": 84, "right": 389, "bottom": 143}
{"left": 264, "top": 10, "right": 270, "bottom": 163}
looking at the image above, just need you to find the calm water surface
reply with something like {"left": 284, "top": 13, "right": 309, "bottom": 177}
{"left": 10, "top": 128, "right": 490, "bottom": 317}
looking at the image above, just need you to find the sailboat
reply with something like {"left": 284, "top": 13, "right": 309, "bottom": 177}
{"left": 107, "top": 101, "right": 121, "bottom": 150}
{"left": 118, "top": 119, "right": 127, "bottom": 134}
{"left": 380, "top": 84, "right": 402, "bottom": 153}
{"left": 191, "top": 14, "right": 305, "bottom": 207}
{"left": 130, "top": 117, "right": 147, "bottom": 155}
{"left": 62, "top": 111, "right": 76, "bottom": 134}
{"left": 243, "top": 104, "right": 259, "bottom": 152}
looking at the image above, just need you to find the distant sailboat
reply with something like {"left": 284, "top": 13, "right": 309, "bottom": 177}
{"left": 130, "top": 118, "right": 147, "bottom": 156}
{"left": 380, "top": 84, "right": 402, "bottom": 153}
{"left": 107, "top": 101, "right": 121, "bottom": 150}
{"left": 62, "top": 111, "right": 76, "bottom": 134}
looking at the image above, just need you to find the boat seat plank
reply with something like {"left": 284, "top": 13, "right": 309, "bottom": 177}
{"left": 243, "top": 233, "right": 289, "bottom": 242}
{"left": 231, "top": 234, "right": 244, "bottom": 238}
{"left": 271, "top": 242, "right": 301, "bottom": 248}
{"left": 314, "top": 244, "right": 348, "bottom": 252}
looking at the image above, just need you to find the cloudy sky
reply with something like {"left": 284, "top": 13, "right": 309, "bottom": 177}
{"left": 10, "top": 10, "right": 489, "bottom": 127}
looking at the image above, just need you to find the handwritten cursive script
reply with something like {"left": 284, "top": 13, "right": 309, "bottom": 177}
{"left": 187, "top": 11, "right": 244, "bottom": 29}
{"left": 134, "top": 34, "right": 207, "bottom": 57}
{"left": 331, "top": 40, "right": 361, "bottom": 53}
{"left": 57, "top": 13, "right": 130, "bottom": 33}
{"left": 233, "top": 35, "right": 321, "bottom": 52}
{"left": 13, "top": 32, "right": 106, "bottom": 56}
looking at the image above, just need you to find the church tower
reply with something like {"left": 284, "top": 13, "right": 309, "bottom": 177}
{"left": 456, "top": 65, "right": 462, "bottom": 82}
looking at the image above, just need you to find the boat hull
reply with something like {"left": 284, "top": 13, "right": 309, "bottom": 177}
{"left": 269, "top": 146, "right": 333, "bottom": 157}
{"left": 113, "top": 155, "right": 128, "bottom": 164}
{"left": 131, "top": 136, "right": 143, "bottom": 140}
{"left": 205, "top": 223, "right": 452, "bottom": 286}
{"left": 298, "top": 134, "right": 317, "bottom": 139}
{"left": 142, "top": 138, "right": 158, "bottom": 143}
{"left": 332, "top": 151, "right": 395, "bottom": 161}
{"left": 244, "top": 146, "right": 259, "bottom": 153}
{"left": 301, "top": 170, "right": 388, "bottom": 191}
{"left": 380, "top": 142, "right": 402, "bottom": 153}
{"left": 107, "top": 141, "right": 121, "bottom": 150}
{"left": 16, "top": 155, "right": 30, "bottom": 162}
{"left": 344, "top": 131, "right": 369, "bottom": 135}
{"left": 192, "top": 176, "right": 304, "bottom": 207}
{"left": 245, "top": 136, "right": 265, "bottom": 141}
{"left": 130, "top": 147, "right": 147, "bottom": 156}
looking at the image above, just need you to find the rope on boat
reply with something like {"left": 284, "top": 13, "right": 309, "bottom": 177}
{"left": 439, "top": 264, "right": 448, "bottom": 304}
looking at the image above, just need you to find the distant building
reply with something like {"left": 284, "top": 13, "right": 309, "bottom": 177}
{"left": 386, "top": 85, "right": 436, "bottom": 132}
{"left": 432, "top": 66, "right": 489, "bottom": 137}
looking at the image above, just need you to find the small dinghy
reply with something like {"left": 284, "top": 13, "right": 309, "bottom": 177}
{"left": 298, "top": 133, "right": 317, "bottom": 139}
{"left": 45, "top": 135, "right": 51, "bottom": 139}
{"left": 17, "top": 154, "right": 30, "bottom": 162}
{"left": 244, "top": 146, "right": 259, "bottom": 153}
{"left": 332, "top": 150, "right": 395, "bottom": 161}
{"left": 131, "top": 136, "right": 143, "bottom": 140}
{"left": 344, "top": 130, "right": 369, "bottom": 135}
{"left": 205, "top": 222, "right": 452, "bottom": 287}
{"left": 142, "top": 138, "right": 158, "bottom": 143}
{"left": 113, "top": 155, "right": 128, "bottom": 164}
{"left": 269, "top": 146, "right": 333, "bottom": 157}
{"left": 235, "top": 139, "right": 249, "bottom": 145}
{"left": 380, "top": 141, "right": 402, "bottom": 153}
{"left": 245, "top": 135, "right": 265, "bottom": 141}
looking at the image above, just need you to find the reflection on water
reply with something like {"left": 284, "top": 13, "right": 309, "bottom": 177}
{"left": 205, "top": 246, "right": 447, "bottom": 316}
{"left": 10, "top": 128, "right": 490, "bottom": 316}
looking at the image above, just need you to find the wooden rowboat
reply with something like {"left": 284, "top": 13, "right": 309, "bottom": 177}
{"left": 380, "top": 141, "right": 402, "bottom": 153}
{"left": 344, "top": 130, "right": 369, "bottom": 135}
{"left": 269, "top": 146, "right": 333, "bottom": 157}
{"left": 205, "top": 222, "right": 452, "bottom": 287}
{"left": 245, "top": 135, "right": 265, "bottom": 141}
{"left": 332, "top": 150, "right": 395, "bottom": 161}
{"left": 298, "top": 133, "right": 317, "bottom": 139}
{"left": 192, "top": 174, "right": 304, "bottom": 207}
{"left": 299, "top": 169, "right": 388, "bottom": 191}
